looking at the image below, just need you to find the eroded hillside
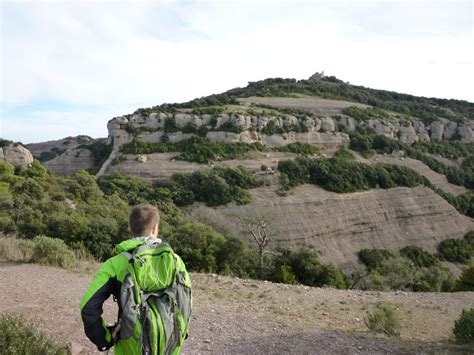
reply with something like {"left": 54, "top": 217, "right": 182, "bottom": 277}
{"left": 188, "top": 185, "right": 473, "bottom": 271}
{"left": 7, "top": 74, "right": 473, "bottom": 274}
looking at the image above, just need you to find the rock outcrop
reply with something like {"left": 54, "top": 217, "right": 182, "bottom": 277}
{"left": 0, "top": 145, "right": 34, "bottom": 167}
{"left": 193, "top": 185, "right": 474, "bottom": 271}
{"left": 26, "top": 136, "right": 97, "bottom": 176}
{"left": 43, "top": 149, "right": 95, "bottom": 176}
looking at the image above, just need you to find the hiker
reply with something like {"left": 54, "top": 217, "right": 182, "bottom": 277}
{"left": 80, "top": 203, "right": 192, "bottom": 354}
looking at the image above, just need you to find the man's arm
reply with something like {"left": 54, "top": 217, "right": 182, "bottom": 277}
{"left": 80, "top": 259, "right": 121, "bottom": 351}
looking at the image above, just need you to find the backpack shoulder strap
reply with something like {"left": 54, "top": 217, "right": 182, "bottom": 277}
{"left": 121, "top": 251, "right": 133, "bottom": 262}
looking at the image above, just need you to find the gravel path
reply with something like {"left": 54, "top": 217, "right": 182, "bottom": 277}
{"left": 1, "top": 262, "right": 472, "bottom": 354}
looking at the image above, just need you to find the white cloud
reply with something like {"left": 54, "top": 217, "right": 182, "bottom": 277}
{"left": 1, "top": 1, "right": 472, "bottom": 143}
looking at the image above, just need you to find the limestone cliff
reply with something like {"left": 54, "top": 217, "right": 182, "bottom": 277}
{"left": 26, "top": 136, "right": 98, "bottom": 176}
{"left": 189, "top": 185, "right": 474, "bottom": 271}
{"left": 0, "top": 144, "right": 34, "bottom": 167}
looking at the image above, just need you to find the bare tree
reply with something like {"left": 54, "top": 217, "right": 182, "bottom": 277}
{"left": 238, "top": 212, "right": 275, "bottom": 278}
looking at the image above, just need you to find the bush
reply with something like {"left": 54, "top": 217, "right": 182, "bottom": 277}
{"left": 31, "top": 235, "right": 76, "bottom": 268}
{"left": 170, "top": 222, "right": 260, "bottom": 277}
{"left": 353, "top": 248, "right": 454, "bottom": 292}
{"left": 0, "top": 237, "right": 34, "bottom": 261}
{"left": 400, "top": 245, "right": 439, "bottom": 268}
{"left": 271, "top": 247, "right": 346, "bottom": 288}
{"left": 453, "top": 309, "right": 474, "bottom": 344}
{"left": 358, "top": 249, "right": 395, "bottom": 270}
{"left": 438, "top": 238, "right": 473, "bottom": 264}
{"left": 170, "top": 222, "right": 225, "bottom": 273}
{"left": 161, "top": 167, "right": 259, "bottom": 207}
{"left": 278, "top": 155, "right": 426, "bottom": 194}
{"left": 0, "top": 313, "right": 67, "bottom": 354}
{"left": 275, "top": 142, "right": 320, "bottom": 156}
{"left": 365, "top": 303, "right": 401, "bottom": 337}
{"left": 272, "top": 264, "right": 298, "bottom": 285}
{"left": 455, "top": 264, "right": 474, "bottom": 291}
{"left": 176, "top": 136, "right": 264, "bottom": 163}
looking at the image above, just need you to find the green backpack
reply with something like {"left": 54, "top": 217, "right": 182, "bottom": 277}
{"left": 118, "top": 238, "right": 192, "bottom": 355}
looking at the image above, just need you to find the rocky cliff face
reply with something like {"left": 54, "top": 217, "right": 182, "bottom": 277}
{"left": 189, "top": 185, "right": 474, "bottom": 271}
{"left": 26, "top": 136, "right": 97, "bottom": 176}
{"left": 238, "top": 96, "right": 474, "bottom": 144}
{"left": 111, "top": 108, "right": 350, "bottom": 147}
{"left": 0, "top": 144, "right": 34, "bottom": 167}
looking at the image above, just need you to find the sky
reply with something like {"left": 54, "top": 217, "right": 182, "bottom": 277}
{"left": 1, "top": 0, "right": 473, "bottom": 144}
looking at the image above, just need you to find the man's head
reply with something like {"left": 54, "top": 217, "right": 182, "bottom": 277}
{"left": 129, "top": 203, "right": 160, "bottom": 237}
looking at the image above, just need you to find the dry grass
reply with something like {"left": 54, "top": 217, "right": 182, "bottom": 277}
{"left": 0, "top": 236, "right": 99, "bottom": 274}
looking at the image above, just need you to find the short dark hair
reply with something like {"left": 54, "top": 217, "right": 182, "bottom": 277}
{"left": 129, "top": 203, "right": 160, "bottom": 236}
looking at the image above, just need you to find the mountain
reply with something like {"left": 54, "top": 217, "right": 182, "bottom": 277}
{"left": 9, "top": 73, "right": 474, "bottom": 271}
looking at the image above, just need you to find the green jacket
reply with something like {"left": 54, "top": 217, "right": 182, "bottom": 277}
{"left": 80, "top": 237, "right": 159, "bottom": 354}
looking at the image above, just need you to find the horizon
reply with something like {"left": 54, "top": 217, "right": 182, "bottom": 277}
{"left": 1, "top": 0, "right": 473, "bottom": 144}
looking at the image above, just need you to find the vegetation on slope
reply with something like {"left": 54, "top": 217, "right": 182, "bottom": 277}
{"left": 352, "top": 233, "right": 474, "bottom": 293}
{"left": 348, "top": 127, "right": 474, "bottom": 190}
{"left": 78, "top": 138, "right": 113, "bottom": 174}
{"left": 278, "top": 148, "right": 427, "bottom": 193}
{"left": 122, "top": 136, "right": 265, "bottom": 163}
{"left": 273, "top": 142, "right": 320, "bottom": 156}
{"left": 132, "top": 76, "right": 474, "bottom": 124}
{"left": 278, "top": 146, "right": 473, "bottom": 217}
{"left": 0, "top": 159, "right": 348, "bottom": 288}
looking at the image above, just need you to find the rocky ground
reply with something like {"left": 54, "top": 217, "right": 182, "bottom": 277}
{"left": 1, "top": 261, "right": 472, "bottom": 354}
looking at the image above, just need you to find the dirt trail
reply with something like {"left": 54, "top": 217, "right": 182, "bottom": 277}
{"left": 1, "top": 262, "right": 472, "bottom": 354}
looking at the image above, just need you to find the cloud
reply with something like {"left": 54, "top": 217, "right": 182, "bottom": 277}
{"left": 1, "top": 0, "right": 472, "bottom": 143}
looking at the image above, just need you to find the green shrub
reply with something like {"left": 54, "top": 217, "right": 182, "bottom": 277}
{"left": 31, "top": 235, "right": 76, "bottom": 268}
{"left": 333, "top": 146, "right": 355, "bottom": 160}
{"left": 121, "top": 138, "right": 174, "bottom": 155}
{"left": 175, "top": 136, "right": 264, "bottom": 163}
{"left": 400, "top": 245, "right": 439, "bottom": 268}
{"left": 348, "top": 127, "right": 474, "bottom": 191}
{"left": 111, "top": 155, "right": 127, "bottom": 165}
{"left": 170, "top": 222, "right": 225, "bottom": 273}
{"left": 0, "top": 160, "right": 14, "bottom": 175}
{"left": 0, "top": 313, "right": 67, "bottom": 354}
{"left": 438, "top": 238, "right": 473, "bottom": 264}
{"left": 160, "top": 167, "right": 259, "bottom": 207}
{"left": 412, "top": 141, "right": 474, "bottom": 159}
{"left": 275, "top": 142, "right": 320, "bottom": 156}
{"left": 343, "top": 106, "right": 389, "bottom": 122}
{"left": 38, "top": 151, "right": 58, "bottom": 162}
{"left": 453, "top": 309, "right": 474, "bottom": 344}
{"left": 358, "top": 249, "right": 395, "bottom": 270}
{"left": 353, "top": 249, "right": 453, "bottom": 292}
{"left": 365, "top": 303, "right": 401, "bottom": 337}
{"left": 164, "top": 117, "right": 179, "bottom": 133}
{"left": 272, "top": 264, "right": 298, "bottom": 285}
{"left": 271, "top": 247, "right": 346, "bottom": 288}
{"left": 412, "top": 264, "right": 454, "bottom": 292}
{"left": 122, "top": 136, "right": 265, "bottom": 163}
{"left": 162, "top": 221, "right": 258, "bottom": 277}
{"left": 278, "top": 155, "right": 425, "bottom": 194}
{"left": 77, "top": 138, "right": 112, "bottom": 174}
{"left": 455, "top": 264, "right": 474, "bottom": 291}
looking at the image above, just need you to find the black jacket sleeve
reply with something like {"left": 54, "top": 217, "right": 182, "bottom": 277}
{"left": 80, "top": 275, "right": 120, "bottom": 351}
